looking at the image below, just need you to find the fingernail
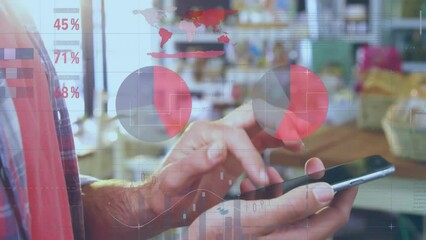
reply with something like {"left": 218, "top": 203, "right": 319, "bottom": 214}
{"left": 208, "top": 142, "right": 223, "bottom": 161}
{"left": 259, "top": 170, "right": 269, "bottom": 185}
{"left": 312, "top": 183, "right": 334, "bottom": 204}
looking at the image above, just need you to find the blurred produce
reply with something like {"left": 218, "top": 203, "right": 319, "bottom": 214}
{"left": 383, "top": 97, "right": 426, "bottom": 161}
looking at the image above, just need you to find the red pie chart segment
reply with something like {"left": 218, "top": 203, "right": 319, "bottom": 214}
{"left": 275, "top": 65, "right": 328, "bottom": 140}
{"left": 153, "top": 66, "right": 192, "bottom": 137}
{"left": 252, "top": 65, "right": 329, "bottom": 141}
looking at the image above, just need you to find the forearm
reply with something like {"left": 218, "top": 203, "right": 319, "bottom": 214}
{"left": 81, "top": 179, "right": 171, "bottom": 240}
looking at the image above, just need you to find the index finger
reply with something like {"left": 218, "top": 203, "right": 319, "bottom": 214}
{"left": 218, "top": 101, "right": 261, "bottom": 137}
{"left": 219, "top": 101, "right": 304, "bottom": 151}
{"left": 175, "top": 121, "right": 270, "bottom": 186}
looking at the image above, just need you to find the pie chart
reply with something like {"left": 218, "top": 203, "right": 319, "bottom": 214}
{"left": 116, "top": 66, "right": 192, "bottom": 142}
{"left": 251, "top": 65, "right": 328, "bottom": 141}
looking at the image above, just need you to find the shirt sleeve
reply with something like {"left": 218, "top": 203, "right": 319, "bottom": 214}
{"left": 79, "top": 175, "right": 99, "bottom": 186}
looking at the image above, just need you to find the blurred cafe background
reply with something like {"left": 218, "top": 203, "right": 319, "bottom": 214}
{"left": 24, "top": 0, "right": 426, "bottom": 239}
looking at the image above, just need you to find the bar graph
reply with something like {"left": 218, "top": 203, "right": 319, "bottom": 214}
{"left": 0, "top": 48, "right": 34, "bottom": 99}
{"left": 164, "top": 194, "right": 172, "bottom": 229}
{"left": 199, "top": 191, "right": 206, "bottom": 240}
{"left": 233, "top": 200, "right": 242, "bottom": 239}
{"left": 225, "top": 217, "right": 232, "bottom": 239}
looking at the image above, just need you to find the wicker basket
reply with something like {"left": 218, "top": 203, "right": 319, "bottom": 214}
{"left": 357, "top": 94, "right": 397, "bottom": 130}
{"left": 382, "top": 118, "right": 426, "bottom": 161}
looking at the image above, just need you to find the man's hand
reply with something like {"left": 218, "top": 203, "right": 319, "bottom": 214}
{"left": 188, "top": 158, "right": 358, "bottom": 240}
{"left": 82, "top": 102, "right": 304, "bottom": 239}
{"left": 148, "top": 103, "right": 304, "bottom": 227}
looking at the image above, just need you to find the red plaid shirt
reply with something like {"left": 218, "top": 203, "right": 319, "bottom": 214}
{"left": 1, "top": 2, "right": 85, "bottom": 240}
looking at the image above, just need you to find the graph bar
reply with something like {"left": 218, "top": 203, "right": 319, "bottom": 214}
{"left": 225, "top": 217, "right": 232, "bottom": 239}
{"left": 138, "top": 194, "right": 144, "bottom": 224}
{"left": 0, "top": 68, "right": 34, "bottom": 79}
{"left": 234, "top": 200, "right": 243, "bottom": 239}
{"left": 0, "top": 48, "right": 34, "bottom": 60}
{"left": 53, "top": 8, "right": 80, "bottom": 14}
{"left": 182, "top": 209, "right": 189, "bottom": 228}
{"left": 199, "top": 192, "right": 206, "bottom": 240}
{"left": 163, "top": 196, "right": 171, "bottom": 228}
{"left": 54, "top": 40, "right": 80, "bottom": 46}
{"left": 0, "top": 86, "right": 34, "bottom": 98}
{"left": 16, "top": 86, "right": 33, "bottom": 98}
{"left": 58, "top": 75, "right": 80, "bottom": 81}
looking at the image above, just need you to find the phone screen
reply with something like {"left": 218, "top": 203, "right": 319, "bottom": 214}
{"left": 238, "top": 155, "right": 395, "bottom": 200}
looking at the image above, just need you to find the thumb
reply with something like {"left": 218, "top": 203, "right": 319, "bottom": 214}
{"left": 160, "top": 140, "right": 227, "bottom": 194}
{"left": 242, "top": 182, "right": 334, "bottom": 236}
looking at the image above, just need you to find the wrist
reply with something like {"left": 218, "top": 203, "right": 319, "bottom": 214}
{"left": 81, "top": 180, "right": 159, "bottom": 239}
{"left": 145, "top": 177, "right": 181, "bottom": 229}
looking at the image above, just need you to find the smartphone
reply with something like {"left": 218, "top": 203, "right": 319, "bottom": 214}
{"left": 237, "top": 155, "right": 395, "bottom": 200}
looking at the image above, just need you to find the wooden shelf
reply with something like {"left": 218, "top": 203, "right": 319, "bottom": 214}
{"left": 270, "top": 122, "right": 426, "bottom": 180}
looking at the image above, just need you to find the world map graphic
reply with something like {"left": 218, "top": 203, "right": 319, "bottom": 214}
{"left": 137, "top": 7, "right": 236, "bottom": 49}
